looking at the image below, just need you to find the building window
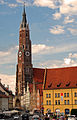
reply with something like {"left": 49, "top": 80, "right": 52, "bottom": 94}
{"left": 67, "top": 93, "right": 69, "bottom": 97}
{"left": 67, "top": 100, "right": 70, "bottom": 105}
{"left": 58, "top": 100, "right": 60, "bottom": 105}
{"left": 55, "top": 100, "right": 57, "bottom": 105}
{"left": 46, "top": 100, "right": 48, "bottom": 105}
{"left": 23, "top": 45, "right": 24, "bottom": 49}
{"left": 46, "top": 94, "right": 48, "bottom": 98}
{"left": 25, "top": 67, "right": 29, "bottom": 73}
{"left": 49, "top": 94, "right": 51, "bottom": 98}
{"left": 55, "top": 93, "right": 57, "bottom": 98}
{"left": 64, "top": 100, "right": 66, "bottom": 105}
{"left": 75, "top": 100, "right": 77, "bottom": 104}
{"left": 64, "top": 93, "right": 66, "bottom": 97}
{"left": 58, "top": 93, "right": 60, "bottom": 97}
{"left": 26, "top": 32, "right": 28, "bottom": 37}
{"left": 74, "top": 92, "right": 77, "bottom": 97}
{"left": 49, "top": 100, "right": 51, "bottom": 105}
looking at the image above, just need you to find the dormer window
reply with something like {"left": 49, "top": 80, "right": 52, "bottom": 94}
{"left": 57, "top": 83, "right": 61, "bottom": 87}
{"left": 66, "top": 82, "right": 70, "bottom": 86}
{"left": 48, "top": 83, "right": 52, "bottom": 88}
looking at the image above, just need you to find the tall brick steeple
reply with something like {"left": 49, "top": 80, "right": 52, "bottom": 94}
{"left": 16, "top": 5, "right": 33, "bottom": 96}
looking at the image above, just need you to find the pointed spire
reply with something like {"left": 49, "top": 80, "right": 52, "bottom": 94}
{"left": 20, "top": 2, "right": 27, "bottom": 29}
{"left": 22, "top": 3, "right": 27, "bottom": 24}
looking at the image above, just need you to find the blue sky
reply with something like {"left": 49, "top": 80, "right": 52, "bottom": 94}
{"left": 0, "top": 0, "right": 77, "bottom": 93}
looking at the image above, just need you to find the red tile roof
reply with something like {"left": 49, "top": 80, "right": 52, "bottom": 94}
{"left": 33, "top": 68, "right": 45, "bottom": 83}
{"left": 45, "top": 66, "right": 77, "bottom": 89}
{"left": 0, "top": 94, "right": 9, "bottom": 98}
{"left": 29, "top": 68, "right": 45, "bottom": 95}
{"left": 29, "top": 66, "right": 77, "bottom": 95}
{"left": 0, "top": 82, "right": 14, "bottom": 96}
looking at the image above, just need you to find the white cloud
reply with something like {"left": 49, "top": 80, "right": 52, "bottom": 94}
{"left": 0, "top": 74, "right": 16, "bottom": 94}
{"left": 68, "top": 53, "right": 77, "bottom": 58}
{"left": 39, "top": 60, "right": 62, "bottom": 68}
{"left": 38, "top": 52, "right": 77, "bottom": 68}
{"left": 32, "top": 44, "right": 54, "bottom": 54}
{"left": 64, "top": 16, "right": 74, "bottom": 24}
{"left": 16, "top": 0, "right": 32, "bottom": 6}
{"left": 68, "top": 28, "right": 77, "bottom": 35}
{"left": 50, "top": 25, "right": 64, "bottom": 34}
{"left": 0, "top": 46, "right": 18, "bottom": 65}
{"left": 64, "top": 58, "right": 71, "bottom": 65}
{"left": 8, "top": 3, "right": 18, "bottom": 8}
{"left": 0, "top": 0, "right": 7, "bottom": 4}
{"left": 53, "top": 12, "right": 61, "bottom": 20}
{"left": 32, "top": 43, "right": 77, "bottom": 56}
{"left": 16, "top": 0, "right": 24, "bottom": 4}
{"left": 34, "top": 0, "right": 58, "bottom": 9}
{"left": 62, "top": 52, "right": 77, "bottom": 67}
{"left": 60, "top": 0, "right": 77, "bottom": 15}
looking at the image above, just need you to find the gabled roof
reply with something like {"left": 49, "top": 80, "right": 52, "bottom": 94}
{"left": 33, "top": 68, "right": 45, "bottom": 95}
{"left": 29, "top": 68, "right": 45, "bottom": 95}
{"left": 0, "top": 90, "right": 8, "bottom": 98}
{"left": 0, "top": 94, "right": 9, "bottom": 98}
{"left": 45, "top": 66, "right": 77, "bottom": 90}
{"left": 33, "top": 68, "right": 45, "bottom": 83}
{"left": 29, "top": 66, "right": 77, "bottom": 95}
{"left": 0, "top": 82, "right": 14, "bottom": 96}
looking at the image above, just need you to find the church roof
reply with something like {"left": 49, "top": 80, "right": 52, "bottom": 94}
{"left": 0, "top": 82, "right": 14, "bottom": 96}
{"left": 0, "top": 94, "right": 8, "bottom": 98}
{"left": 33, "top": 68, "right": 45, "bottom": 83}
{"left": 29, "top": 68, "right": 45, "bottom": 95}
{"left": 29, "top": 66, "right": 77, "bottom": 96}
{"left": 45, "top": 66, "right": 77, "bottom": 90}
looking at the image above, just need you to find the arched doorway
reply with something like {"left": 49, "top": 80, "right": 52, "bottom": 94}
{"left": 65, "top": 109, "right": 69, "bottom": 114}
{"left": 15, "top": 99, "right": 21, "bottom": 107}
{"left": 55, "top": 109, "right": 60, "bottom": 115}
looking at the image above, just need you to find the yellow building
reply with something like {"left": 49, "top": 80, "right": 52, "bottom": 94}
{"left": 43, "top": 67, "right": 77, "bottom": 114}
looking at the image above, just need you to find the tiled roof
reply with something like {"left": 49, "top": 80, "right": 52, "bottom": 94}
{"left": 0, "top": 82, "right": 14, "bottom": 96}
{"left": 33, "top": 68, "right": 45, "bottom": 83}
{"left": 45, "top": 66, "right": 77, "bottom": 89}
{"left": 0, "top": 94, "right": 9, "bottom": 98}
{"left": 29, "top": 66, "right": 77, "bottom": 95}
{"left": 33, "top": 68, "right": 45, "bottom": 95}
{"left": 29, "top": 68, "right": 45, "bottom": 95}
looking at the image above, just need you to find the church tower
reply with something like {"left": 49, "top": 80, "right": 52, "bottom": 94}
{"left": 16, "top": 5, "right": 33, "bottom": 96}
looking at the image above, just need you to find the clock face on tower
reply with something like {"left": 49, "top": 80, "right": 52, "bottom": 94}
{"left": 19, "top": 51, "right": 22, "bottom": 57}
{"left": 25, "top": 51, "right": 30, "bottom": 56}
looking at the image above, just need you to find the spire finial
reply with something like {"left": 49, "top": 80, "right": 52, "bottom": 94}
{"left": 23, "top": 2, "right": 25, "bottom": 13}
{"left": 22, "top": 2, "right": 27, "bottom": 25}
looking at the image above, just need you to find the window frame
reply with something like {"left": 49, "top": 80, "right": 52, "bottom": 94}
{"left": 58, "top": 93, "right": 60, "bottom": 98}
{"left": 55, "top": 93, "right": 57, "bottom": 98}
{"left": 67, "top": 93, "right": 69, "bottom": 97}
{"left": 46, "top": 94, "right": 48, "bottom": 98}
{"left": 64, "top": 93, "right": 66, "bottom": 97}
{"left": 49, "top": 100, "right": 51, "bottom": 105}
{"left": 55, "top": 100, "right": 57, "bottom": 105}
{"left": 46, "top": 100, "right": 48, "bottom": 105}
{"left": 64, "top": 100, "right": 66, "bottom": 105}
{"left": 58, "top": 100, "right": 60, "bottom": 105}
{"left": 49, "top": 94, "right": 51, "bottom": 98}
